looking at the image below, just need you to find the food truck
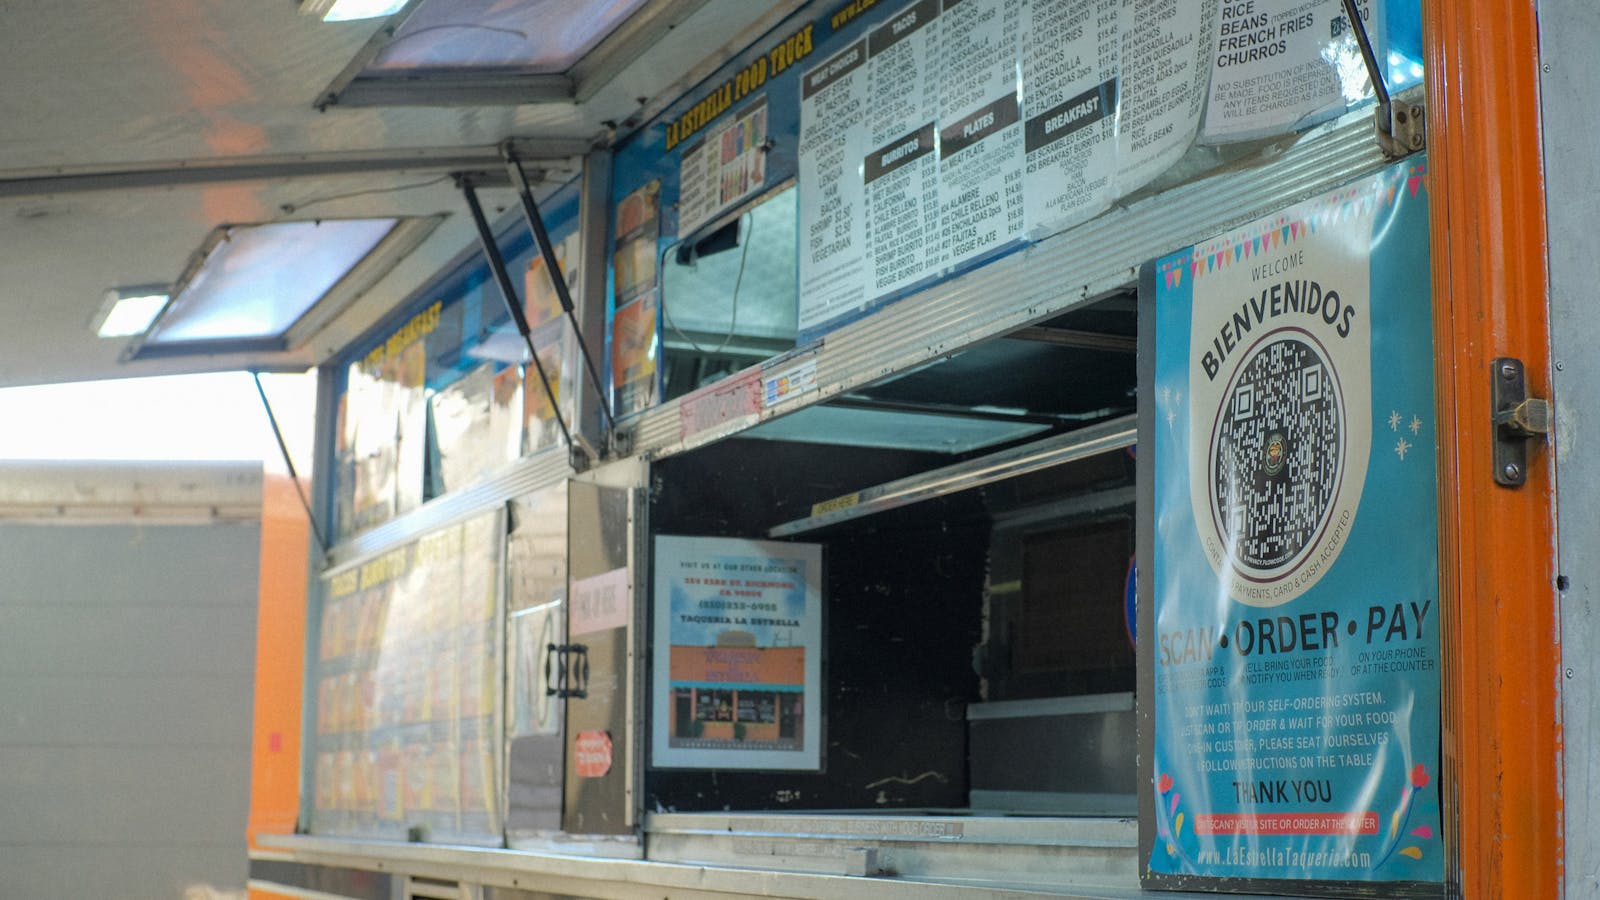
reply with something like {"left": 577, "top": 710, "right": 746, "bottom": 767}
{"left": 5, "top": 0, "right": 1581, "bottom": 897}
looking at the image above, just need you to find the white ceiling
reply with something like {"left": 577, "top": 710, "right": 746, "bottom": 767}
{"left": 0, "top": 0, "right": 803, "bottom": 386}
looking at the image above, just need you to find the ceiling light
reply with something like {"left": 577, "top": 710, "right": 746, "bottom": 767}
{"left": 95, "top": 287, "right": 170, "bottom": 338}
{"left": 301, "top": 0, "right": 409, "bottom": 22}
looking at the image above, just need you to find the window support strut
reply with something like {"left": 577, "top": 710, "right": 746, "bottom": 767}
{"left": 1339, "top": 0, "right": 1425, "bottom": 158}
{"left": 457, "top": 174, "right": 592, "bottom": 471}
{"left": 252, "top": 371, "right": 329, "bottom": 555}
{"left": 503, "top": 147, "right": 617, "bottom": 441}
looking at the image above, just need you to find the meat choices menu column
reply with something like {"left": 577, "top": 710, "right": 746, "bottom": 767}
{"left": 798, "top": 39, "right": 871, "bottom": 334}
{"left": 935, "top": 0, "right": 1026, "bottom": 270}
{"left": 863, "top": 0, "right": 942, "bottom": 298}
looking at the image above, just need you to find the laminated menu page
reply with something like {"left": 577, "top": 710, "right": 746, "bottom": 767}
{"left": 935, "top": 0, "right": 1027, "bottom": 269}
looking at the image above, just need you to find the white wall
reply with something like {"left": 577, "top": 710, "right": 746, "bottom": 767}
{"left": 0, "top": 470, "right": 261, "bottom": 898}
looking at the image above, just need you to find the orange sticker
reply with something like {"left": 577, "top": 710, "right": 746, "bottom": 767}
{"left": 574, "top": 730, "right": 614, "bottom": 778}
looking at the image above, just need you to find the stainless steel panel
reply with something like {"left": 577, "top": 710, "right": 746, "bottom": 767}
{"left": 1540, "top": 1, "right": 1600, "bottom": 896}
{"left": 967, "top": 703, "right": 1137, "bottom": 816}
{"left": 506, "top": 485, "right": 570, "bottom": 844}
{"left": 264, "top": 829, "right": 1161, "bottom": 899}
{"left": 644, "top": 813, "right": 1139, "bottom": 891}
{"left": 966, "top": 692, "right": 1134, "bottom": 720}
{"left": 324, "top": 449, "right": 573, "bottom": 571}
{"left": 768, "top": 415, "right": 1136, "bottom": 537}
{"left": 564, "top": 478, "right": 635, "bottom": 835}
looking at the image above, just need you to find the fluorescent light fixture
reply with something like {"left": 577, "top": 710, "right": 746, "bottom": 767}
{"left": 301, "top": 0, "right": 409, "bottom": 22}
{"left": 95, "top": 287, "right": 170, "bottom": 338}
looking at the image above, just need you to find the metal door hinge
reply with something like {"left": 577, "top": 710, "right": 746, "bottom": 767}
{"left": 1377, "top": 99, "right": 1426, "bottom": 159}
{"left": 1492, "top": 357, "right": 1552, "bottom": 486}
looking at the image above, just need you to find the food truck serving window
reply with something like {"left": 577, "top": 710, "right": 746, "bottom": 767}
{"left": 289, "top": 0, "right": 1442, "bottom": 894}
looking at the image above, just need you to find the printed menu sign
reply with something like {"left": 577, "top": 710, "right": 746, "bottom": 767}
{"left": 863, "top": 0, "right": 943, "bottom": 297}
{"left": 798, "top": 39, "right": 872, "bottom": 333}
{"left": 679, "top": 99, "right": 771, "bottom": 238}
{"left": 797, "top": 0, "right": 1218, "bottom": 336}
{"left": 1021, "top": 0, "right": 1120, "bottom": 235}
{"left": 612, "top": 180, "right": 662, "bottom": 417}
{"left": 312, "top": 512, "right": 505, "bottom": 844}
{"left": 1116, "top": 0, "right": 1214, "bottom": 194}
{"left": 1201, "top": 0, "right": 1386, "bottom": 143}
{"left": 936, "top": 0, "right": 1027, "bottom": 269}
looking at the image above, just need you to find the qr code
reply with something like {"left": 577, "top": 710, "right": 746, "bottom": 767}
{"left": 1211, "top": 336, "right": 1343, "bottom": 572}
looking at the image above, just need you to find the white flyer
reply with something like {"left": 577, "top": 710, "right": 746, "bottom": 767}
{"left": 651, "top": 536, "right": 824, "bottom": 771}
{"left": 677, "top": 135, "right": 719, "bottom": 239}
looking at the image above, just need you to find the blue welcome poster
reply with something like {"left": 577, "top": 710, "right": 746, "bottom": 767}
{"left": 1148, "top": 158, "right": 1443, "bottom": 885}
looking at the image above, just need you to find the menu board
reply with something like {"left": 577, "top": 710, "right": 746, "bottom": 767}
{"left": 863, "top": 0, "right": 943, "bottom": 298}
{"left": 625, "top": 0, "right": 1419, "bottom": 369}
{"left": 613, "top": 182, "right": 660, "bottom": 307}
{"left": 1021, "top": 0, "right": 1119, "bottom": 235}
{"left": 520, "top": 230, "right": 581, "bottom": 455}
{"left": 1201, "top": 0, "right": 1385, "bottom": 143}
{"left": 935, "top": 0, "right": 1026, "bottom": 269}
{"left": 1148, "top": 161, "right": 1442, "bottom": 885}
{"left": 393, "top": 339, "right": 427, "bottom": 517}
{"left": 1115, "top": 0, "right": 1214, "bottom": 194}
{"left": 342, "top": 361, "right": 397, "bottom": 536}
{"left": 651, "top": 535, "right": 824, "bottom": 770}
{"left": 797, "top": 38, "right": 871, "bottom": 334}
{"left": 611, "top": 291, "right": 660, "bottom": 419}
{"left": 431, "top": 362, "right": 523, "bottom": 493}
{"left": 625, "top": 0, "right": 1404, "bottom": 351}
{"left": 679, "top": 100, "right": 771, "bottom": 239}
{"left": 311, "top": 511, "right": 504, "bottom": 843}
{"left": 489, "top": 367, "right": 525, "bottom": 467}
{"left": 797, "top": 0, "right": 1214, "bottom": 336}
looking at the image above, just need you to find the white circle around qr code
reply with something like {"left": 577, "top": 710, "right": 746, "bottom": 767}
{"left": 1207, "top": 328, "right": 1346, "bottom": 582}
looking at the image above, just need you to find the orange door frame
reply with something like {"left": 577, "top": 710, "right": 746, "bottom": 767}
{"left": 1422, "top": 2, "right": 1562, "bottom": 897}
{"left": 248, "top": 473, "right": 310, "bottom": 851}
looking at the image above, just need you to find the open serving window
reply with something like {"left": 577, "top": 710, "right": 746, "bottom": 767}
{"left": 638, "top": 291, "right": 1143, "bottom": 882}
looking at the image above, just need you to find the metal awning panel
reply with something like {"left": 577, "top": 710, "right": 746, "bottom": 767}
{"left": 767, "top": 414, "right": 1137, "bottom": 538}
